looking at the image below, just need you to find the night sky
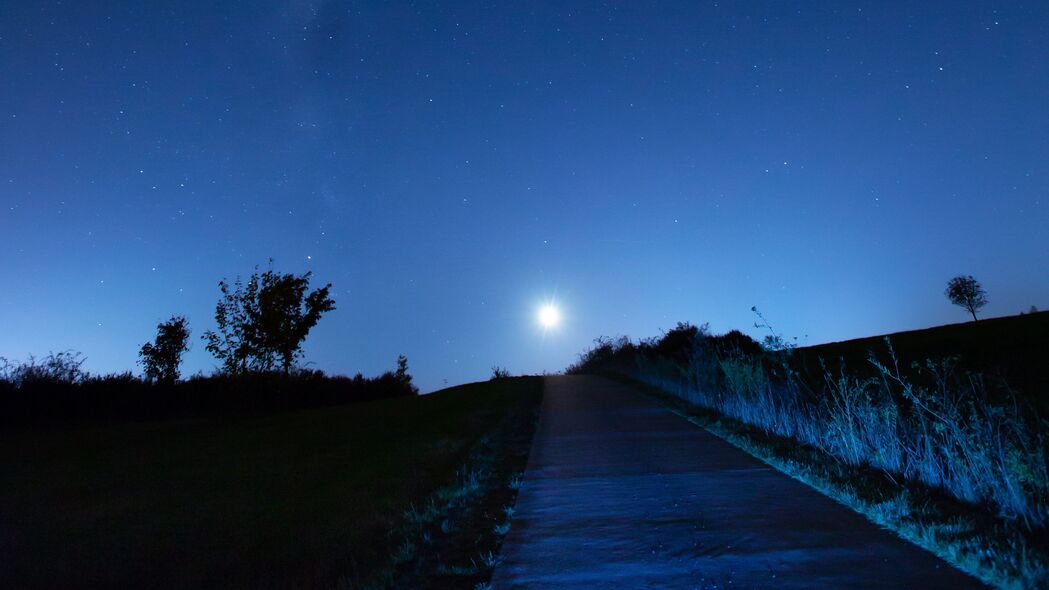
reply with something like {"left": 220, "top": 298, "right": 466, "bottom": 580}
{"left": 2, "top": 2, "right": 1047, "bottom": 392}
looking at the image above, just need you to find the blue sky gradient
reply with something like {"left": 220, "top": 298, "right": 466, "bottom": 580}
{"left": 2, "top": 1, "right": 1047, "bottom": 391}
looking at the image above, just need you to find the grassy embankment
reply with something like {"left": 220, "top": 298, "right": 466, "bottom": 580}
{"left": 0, "top": 377, "right": 543, "bottom": 589}
{"left": 571, "top": 312, "right": 1049, "bottom": 589}
{"left": 794, "top": 311, "right": 1049, "bottom": 412}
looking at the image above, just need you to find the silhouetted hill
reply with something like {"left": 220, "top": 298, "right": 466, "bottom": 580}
{"left": 794, "top": 311, "right": 1049, "bottom": 409}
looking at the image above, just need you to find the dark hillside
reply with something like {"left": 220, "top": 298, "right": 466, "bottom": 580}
{"left": 0, "top": 377, "right": 543, "bottom": 588}
{"left": 793, "top": 311, "right": 1049, "bottom": 408}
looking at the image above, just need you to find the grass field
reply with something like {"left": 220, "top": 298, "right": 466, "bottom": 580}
{"left": 0, "top": 377, "right": 543, "bottom": 589}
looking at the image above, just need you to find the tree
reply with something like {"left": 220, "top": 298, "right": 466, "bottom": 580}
{"left": 394, "top": 355, "right": 418, "bottom": 393}
{"left": 203, "top": 264, "right": 335, "bottom": 374}
{"left": 945, "top": 275, "right": 988, "bottom": 321}
{"left": 139, "top": 316, "right": 191, "bottom": 384}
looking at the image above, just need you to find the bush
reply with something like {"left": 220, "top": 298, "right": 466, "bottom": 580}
{"left": 0, "top": 355, "right": 417, "bottom": 427}
{"left": 0, "top": 350, "right": 86, "bottom": 387}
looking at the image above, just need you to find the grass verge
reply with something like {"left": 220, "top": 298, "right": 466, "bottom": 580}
{"left": 612, "top": 375, "right": 1048, "bottom": 589}
{"left": 0, "top": 376, "right": 543, "bottom": 589}
{"left": 364, "top": 377, "right": 541, "bottom": 589}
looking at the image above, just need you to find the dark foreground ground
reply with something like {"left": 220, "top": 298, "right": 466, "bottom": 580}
{"left": 492, "top": 375, "right": 985, "bottom": 589}
{"left": 0, "top": 377, "right": 542, "bottom": 588}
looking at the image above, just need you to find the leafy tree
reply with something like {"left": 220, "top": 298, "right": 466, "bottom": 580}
{"left": 945, "top": 275, "right": 988, "bottom": 321}
{"left": 203, "top": 264, "right": 335, "bottom": 374}
{"left": 139, "top": 316, "right": 190, "bottom": 384}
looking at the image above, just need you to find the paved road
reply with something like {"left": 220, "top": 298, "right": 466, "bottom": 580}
{"left": 491, "top": 375, "right": 985, "bottom": 589}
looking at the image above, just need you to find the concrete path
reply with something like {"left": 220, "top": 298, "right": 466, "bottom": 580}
{"left": 491, "top": 375, "right": 985, "bottom": 589}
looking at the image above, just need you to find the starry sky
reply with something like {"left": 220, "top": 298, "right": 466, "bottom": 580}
{"left": 2, "top": 1, "right": 1047, "bottom": 392}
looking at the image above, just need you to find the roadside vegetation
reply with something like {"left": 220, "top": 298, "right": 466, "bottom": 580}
{"left": 0, "top": 377, "right": 543, "bottom": 588}
{"left": 568, "top": 311, "right": 1049, "bottom": 588}
{"left": 384, "top": 377, "right": 540, "bottom": 589}
{"left": 0, "top": 262, "right": 412, "bottom": 425}
{"left": 0, "top": 350, "right": 418, "bottom": 426}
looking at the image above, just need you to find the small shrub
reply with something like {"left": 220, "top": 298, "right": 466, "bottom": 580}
{"left": 1, "top": 350, "right": 86, "bottom": 387}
